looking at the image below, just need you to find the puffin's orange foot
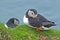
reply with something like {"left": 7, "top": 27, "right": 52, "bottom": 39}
{"left": 36, "top": 26, "right": 43, "bottom": 31}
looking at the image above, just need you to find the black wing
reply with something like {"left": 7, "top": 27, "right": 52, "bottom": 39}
{"left": 37, "top": 14, "right": 56, "bottom": 27}
{"left": 37, "top": 14, "right": 49, "bottom": 22}
{"left": 28, "top": 17, "right": 42, "bottom": 27}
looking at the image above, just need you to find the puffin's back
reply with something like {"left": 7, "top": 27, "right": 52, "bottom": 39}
{"left": 37, "top": 14, "right": 49, "bottom": 22}
{"left": 37, "top": 14, "right": 56, "bottom": 27}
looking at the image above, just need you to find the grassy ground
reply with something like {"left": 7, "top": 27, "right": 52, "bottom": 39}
{"left": 0, "top": 23, "right": 60, "bottom": 40}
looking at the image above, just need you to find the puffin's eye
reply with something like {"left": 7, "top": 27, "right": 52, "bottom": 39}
{"left": 31, "top": 13, "right": 34, "bottom": 15}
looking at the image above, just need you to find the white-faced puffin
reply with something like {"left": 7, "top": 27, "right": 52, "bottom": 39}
{"left": 4, "top": 18, "right": 20, "bottom": 28}
{"left": 23, "top": 9, "right": 56, "bottom": 31}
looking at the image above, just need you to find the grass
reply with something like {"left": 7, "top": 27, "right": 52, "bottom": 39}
{"left": 0, "top": 22, "right": 60, "bottom": 40}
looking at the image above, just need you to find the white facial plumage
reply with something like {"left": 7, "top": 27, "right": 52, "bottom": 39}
{"left": 28, "top": 10, "right": 35, "bottom": 17}
{"left": 14, "top": 19, "right": 19, "bottom": 25}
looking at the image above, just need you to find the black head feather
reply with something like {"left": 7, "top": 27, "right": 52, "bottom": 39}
{"left": 6, "top": 18, "right": 20, "bottom": 28}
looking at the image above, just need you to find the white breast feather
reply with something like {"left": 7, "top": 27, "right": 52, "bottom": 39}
{"left": 23, "top": 15, "right": 29, "bottom": 24}
{"left": 4, "top": 24, "right": 8, "bottom": 28}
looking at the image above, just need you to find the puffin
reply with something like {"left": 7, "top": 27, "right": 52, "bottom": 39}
{"left": 23, "top": 9, "right": 56, "bottom": 31}
{"left": 4, "top": 18, "right": 20, "bottom": 28}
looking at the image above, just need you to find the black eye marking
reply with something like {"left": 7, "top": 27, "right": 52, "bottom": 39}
{"left": 31, "top": 13, "right": 34, "bottom": 15}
